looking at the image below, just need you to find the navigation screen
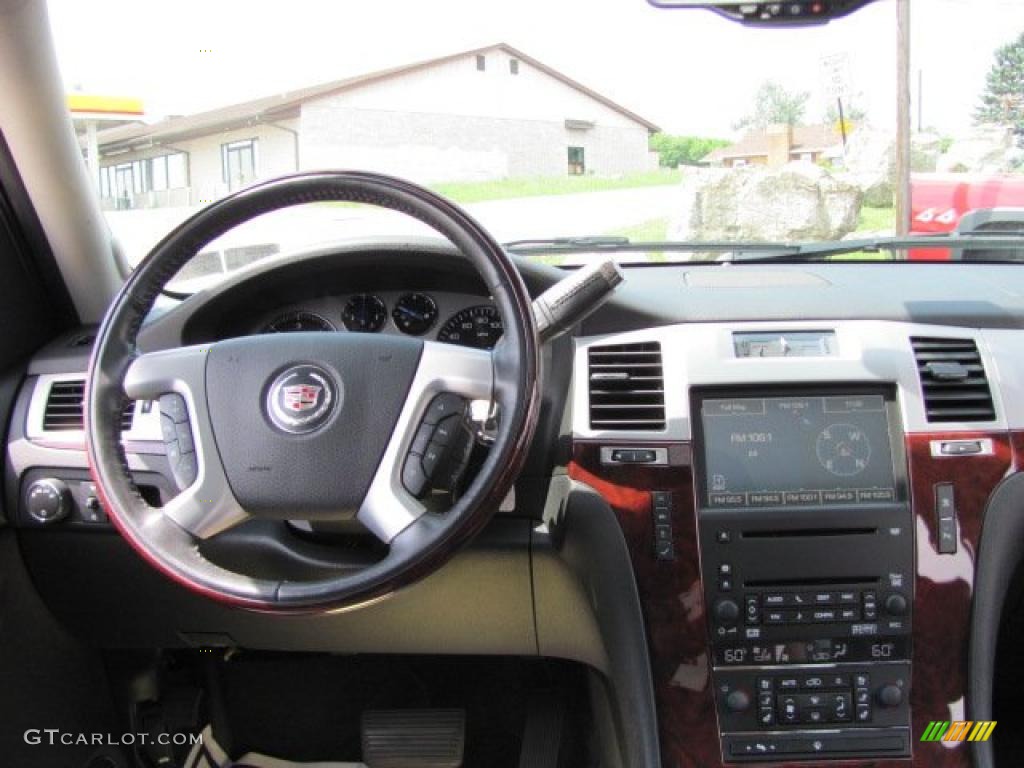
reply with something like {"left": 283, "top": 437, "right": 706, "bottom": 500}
{"left": 700, "top": 394, "right": 896, "bottom": 507}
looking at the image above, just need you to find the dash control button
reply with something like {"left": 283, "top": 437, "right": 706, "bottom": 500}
{"left": 159, "top": 393, "right": 188, "bottom": 423}
{"left": 423, "top": 393, "right": 466, "bottom": 425}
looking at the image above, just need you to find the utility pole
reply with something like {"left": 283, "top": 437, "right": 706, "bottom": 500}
{"left": 895, "top": 0, "right": 912, "bottom": 235}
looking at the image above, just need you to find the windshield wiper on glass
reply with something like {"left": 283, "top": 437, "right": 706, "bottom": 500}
{"left": 503, "top": 236, "right": 802, "bottom": 258}
{"left": 727, "top": 234, "right": 1024, "bottom": 263}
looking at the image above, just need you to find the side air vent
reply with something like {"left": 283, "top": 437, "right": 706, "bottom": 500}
{"left": 42, "top": 380, "right": 134, "bottom": 432}
{"left": 911, "top": 337, "right": 995, "bottom": 422}
{"left": 588, "top": 341, "right": 666, "bottom": 430}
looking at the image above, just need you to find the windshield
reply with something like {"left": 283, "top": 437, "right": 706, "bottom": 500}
{"left": 47, "top": 0, "right": 1024, "bottom": 288}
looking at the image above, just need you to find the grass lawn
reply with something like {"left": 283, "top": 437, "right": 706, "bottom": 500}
{"left": 428, "top": 169, "right": 683, "bottom": 204}
{"left": 605, "top": 216, "right": 670, "bottom": 242}
{"left": 857, "top": 205, "right": 896, "bottom": 233}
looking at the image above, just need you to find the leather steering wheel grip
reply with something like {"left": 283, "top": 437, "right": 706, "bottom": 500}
{"left": 85, "top": 171, "right": 540, "bottom": 612}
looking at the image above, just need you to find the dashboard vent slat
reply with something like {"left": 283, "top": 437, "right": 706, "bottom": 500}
{"left": 588, "top": 342, "right": 666, "bottom": 431}
{"left": 911, "top": 337, "right": 995, "bottom": 423}
{"left": 43, "top": 380, "right": 135, "bottom": 432}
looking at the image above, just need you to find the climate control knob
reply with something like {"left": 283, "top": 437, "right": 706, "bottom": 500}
{"left": 876, "top": 684, "right": 904, "bottom": 708}
{"left": 714, "top": 599, "right": 740, "bottom": 626}
{"left": 26, "top": 478, "right": 71, "bottom": 524}
{"left": 725, "top": 689, "right": 752, "bottom": 713}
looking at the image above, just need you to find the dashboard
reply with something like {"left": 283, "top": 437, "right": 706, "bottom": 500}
{"left": 15, "top": 238, "right": 1024, "bottom": 768}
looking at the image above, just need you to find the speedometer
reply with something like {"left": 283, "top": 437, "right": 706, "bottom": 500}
{"left": 437, "top": 305, "right": 503, "bottom": 349}
{"left": 261, "top": 311, "right": 335, "bottom": 333}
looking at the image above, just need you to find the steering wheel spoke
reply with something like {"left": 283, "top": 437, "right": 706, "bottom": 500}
{"left": 124, "top": 346, "right": 250, "bottom": 538}
{"left": 358, "top": 341, "right": 493, "bottom": 543}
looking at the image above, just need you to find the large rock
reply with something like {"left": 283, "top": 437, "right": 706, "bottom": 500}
{"left": 842, "top": 129, "right": 895, "bottom": 176}
{"left": 937, "top": 125, "right": 1024, "bottom": 173}
{"left": 671, "top": 163, "right": 863, "bottom": 243}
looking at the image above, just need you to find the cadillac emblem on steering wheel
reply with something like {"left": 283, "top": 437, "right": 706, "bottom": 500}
{"left": 266, "top": 364, "right": 339, "bottom": 434}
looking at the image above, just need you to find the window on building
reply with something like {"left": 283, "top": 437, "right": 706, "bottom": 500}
{"left": 100, "top": 151, "right": 188, "bottom": 201}
{"left": 167, "top": 153, "right": 188, "bottom": 188}
{"left": 510, "top": 59, "right": 519, "bottom": 75}
{"left": 221, "top": 139, "right": 258, "bottom": 190}
{"left": 476, "top": 55, "right": 486, "bottom": 71}
{"left": 568, "top": 146, "right": 585, "bottom": 176}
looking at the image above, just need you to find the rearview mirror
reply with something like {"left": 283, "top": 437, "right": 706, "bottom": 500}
{"left": 646, "top": 0, "right": 878, "bottom": 26}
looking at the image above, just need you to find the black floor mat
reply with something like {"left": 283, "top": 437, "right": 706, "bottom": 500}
{"left": 210, "top": 653, "right": 588, "bottom": 767}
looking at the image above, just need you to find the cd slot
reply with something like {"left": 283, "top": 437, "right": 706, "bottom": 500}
{"left": 745, "top": 577, "right": 879, "bottom": 589}
{"left": 742, "top": 527, "right": 877, "bottom": 539}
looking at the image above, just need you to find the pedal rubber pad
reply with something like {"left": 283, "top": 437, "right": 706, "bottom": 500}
{"left": 361, "top": 709, "right": 465, "bottom": 768}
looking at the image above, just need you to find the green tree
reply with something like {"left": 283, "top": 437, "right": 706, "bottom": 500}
{"left": 824, "top": 98, "right": 867, "bottom": 126}
{"left": 734, "top": 81, "right": 810, "bottom": 131}
{"left": 975, "top": 31, "right": 1024, "bottom": 137}
{"left": 649, "top": 134, "right": 730, "bottom": 168}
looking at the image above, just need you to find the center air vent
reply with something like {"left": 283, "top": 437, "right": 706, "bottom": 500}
{"left": 42, "top": 380, "right": 134, "bottom": 432}
{"left": 911, "top": 337, "right": 995, "bottom": 422}
{"left": 588, "top": 341, "right": 666, "bottom": 430}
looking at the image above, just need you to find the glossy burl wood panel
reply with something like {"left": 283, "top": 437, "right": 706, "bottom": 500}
{"left": 904, "top": 432, "right": 1013, "bottom": 768}
{"left": 571, "top": 435, "right": 1018, "bottom": 768}
{"left": 569, "top": 441, "right": 722, "bottom": 767}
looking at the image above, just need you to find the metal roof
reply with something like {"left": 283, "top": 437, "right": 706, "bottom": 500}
{"left": 93, "top": 43, "right": 660, "bottom": 152}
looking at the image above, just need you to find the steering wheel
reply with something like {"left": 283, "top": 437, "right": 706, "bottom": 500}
{"left": 85, "top": 172, "right": 540, "bottom": 611}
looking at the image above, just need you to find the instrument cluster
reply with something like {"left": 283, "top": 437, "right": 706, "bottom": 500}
{"left": 259, "top": 292, "right": 503, "bottom": 350}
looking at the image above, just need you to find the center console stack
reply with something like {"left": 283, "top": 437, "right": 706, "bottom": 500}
{"left": 693, "top": 387, "right": 912, "bottom": 762}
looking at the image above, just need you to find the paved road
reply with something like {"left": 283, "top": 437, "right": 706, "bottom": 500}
{"left": 107, "top": 185, "right": 683, "bottom": 269}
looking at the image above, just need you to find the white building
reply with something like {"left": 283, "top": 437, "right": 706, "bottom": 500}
{"left": 91, "top": 43, "right": 660, "bottom": 210}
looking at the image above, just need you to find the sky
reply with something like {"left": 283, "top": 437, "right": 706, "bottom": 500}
{"left": 46, "top": 0, "right": 1024, "bottom": 139}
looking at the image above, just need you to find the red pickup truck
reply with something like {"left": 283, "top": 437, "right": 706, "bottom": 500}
{"left": 910, "top": 173, "right": 1024, "bottom": 259}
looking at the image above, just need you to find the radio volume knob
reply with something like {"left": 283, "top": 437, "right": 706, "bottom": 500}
{"left": 715, "top": 598, "right": 740, "bottom": 626}
{"left": 26, "top": 478, "right": 71, "bottom": 524}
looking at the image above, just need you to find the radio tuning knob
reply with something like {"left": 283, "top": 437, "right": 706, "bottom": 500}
{"left": 884, "top": 593, "right": 908, "bottom": 616}
{"left": 714, "top": 598, "right": 740, "bottom": 626}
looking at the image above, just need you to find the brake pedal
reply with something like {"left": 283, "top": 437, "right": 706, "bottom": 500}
{"left": 361, "top": 709, "right": 465, "bottom": 768}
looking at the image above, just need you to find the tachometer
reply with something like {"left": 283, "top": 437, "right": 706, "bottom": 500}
{"left": 342, "top": 294, "right": 387, "bottom": 332}
{"left": 392, "top": 293, "right": 438, "bottom": 336}
{"left": 437, "top": 305, "right": 503, "bottom": 349}
{"left": 261, "top": 311, "right": 335, "bottom": 333}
